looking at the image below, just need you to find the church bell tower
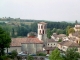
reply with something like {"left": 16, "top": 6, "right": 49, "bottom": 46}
{"left": 38, "top": 22, "right": 47, "bottom": 46}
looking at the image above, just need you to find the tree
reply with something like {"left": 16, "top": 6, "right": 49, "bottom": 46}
{"left": 11, "top": 50, "right": 18, "bottom": 59}
{"left": 63, "top": 48, "right": 80, "bottom": 60}
{"left": 75, "top": 20, "right": 78, "bottom": 24}
{"left": 68, "top": 28, "right": 75, "bottom": 34}
{"left": 66, "top": 26, "right": 72, "bottom": 36}
{"left": 47, "top": 29, "right": 52, "bottom": 39}
{"left": 0, "top": 27, "right": 11, "bottom": 56}
{"left": 49, "top": 48, "right": 64, "bottom": 60}
{"left": 27, "top": 55, "right": 34, "bottom": 60}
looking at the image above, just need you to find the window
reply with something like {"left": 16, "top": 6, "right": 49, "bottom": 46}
{"left": 39, "top": 30, "right": 41, "bottom": 34}
{"left": 39, "top": 25, "right": 40, "bottom": 29}
{"left": 48, "top": 44, "right": 49, "bottom": 45}
{"left": 41, "top": 25, "right": 43, "bottom": 29}
{"left": 63, "top": 47, "right": 65, "bottom": 49}
{"left": 43, "top": 30, "right": 44, "bottom": 34}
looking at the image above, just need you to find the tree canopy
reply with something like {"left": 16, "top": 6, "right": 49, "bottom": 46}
{"left": 63, "top": 48, "right": 80, "bottom": 60}
{"left": 68, "top": 28, "right": 75, "bottom": 34}
{"left": 0, "top": 27, "right": 11, "bottom": 56}
{"left": 49, "top": 48, "right": 64, "bottom": 60}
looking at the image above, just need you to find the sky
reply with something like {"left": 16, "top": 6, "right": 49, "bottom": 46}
{"left": 0, "top": 0, "right": 80, "bottom": 22}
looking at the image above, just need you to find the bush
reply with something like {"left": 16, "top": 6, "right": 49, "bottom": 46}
{"left": 0, "top": 55, "right": 9, "bottom": 60}
{"left": 27, "top": 55, "right": 34, "bottom": 60}
{"left": 37, "top": 52, "right": 46, "bottom": 56}
{"left": 10, "top": 50, "right": 18, "bottom": 59}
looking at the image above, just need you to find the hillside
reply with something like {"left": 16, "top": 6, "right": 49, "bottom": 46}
{"left": 0, "top": 17, "right": 75, "bottom": 38}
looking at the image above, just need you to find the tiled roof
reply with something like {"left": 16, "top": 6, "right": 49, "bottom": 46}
{"left": 11, "top": 37, "right": 43, "bottom": 47}
{"left": 58, "top": 34, "right": 66, "bottom": 38}
{"left": 52, "top": 34, "right": 66, "bottom": 39}
{"left": 38, "top": 22, "right": 47, "bottom": 24}
{"left": 72, "top": 31, "right": 80, "bottom": 38}
{"left": 59, "top": 41, "right": 80, "bottom": 47}
{"left": 68, "top": 37, "right": 76, "bottom": 41}
{"left": 47, "top": 39, "right": 57, "bottom": 42}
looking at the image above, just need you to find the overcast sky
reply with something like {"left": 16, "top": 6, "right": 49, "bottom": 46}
{"left": 0, "top": 0, "right": 80, "bottom": 22}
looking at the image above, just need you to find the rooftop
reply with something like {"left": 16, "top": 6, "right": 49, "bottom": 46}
{"left": 11, "top": 37, "right": 43, "bottom": 47}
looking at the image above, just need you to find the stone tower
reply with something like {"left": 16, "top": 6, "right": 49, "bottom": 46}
{"left": 38, "top": 22, "right": 47, "bottom": 46}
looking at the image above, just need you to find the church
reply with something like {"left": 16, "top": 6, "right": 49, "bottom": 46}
{"left": 7, "top": 22, "right": 47, "bottom": 54}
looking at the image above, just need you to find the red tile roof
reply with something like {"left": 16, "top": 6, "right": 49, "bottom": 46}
{"left": 11, "top": 37, "right": 43, "bottom": 47}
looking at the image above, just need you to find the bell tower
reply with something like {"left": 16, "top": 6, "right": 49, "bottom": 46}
{"left": 38, "top": 22, "right": 47, "bottom": 46}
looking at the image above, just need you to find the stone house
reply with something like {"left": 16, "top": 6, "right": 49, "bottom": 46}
{"left": 51, "top": 33, "right": 68, "bottom": 41}
{"left": 57, "top": 41, "right": 80, "bottom": 52}
{"left": 74, "top": 24, "right": 80, "bottom": 31}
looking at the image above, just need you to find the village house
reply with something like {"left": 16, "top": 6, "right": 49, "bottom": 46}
{"left": 51, "top": 33, "right": 68, "bottom": 41}
{"left": 44, "top": 39, "right": 57, "bottom": 54}
{"left": 74, "top": 23, "right": 80, "bottom": 31}
{"left": 57, "top": 23, "right": 80, "bottom": 52}
{"left": 57, "top": 41, "right": 80, "bottom": 52}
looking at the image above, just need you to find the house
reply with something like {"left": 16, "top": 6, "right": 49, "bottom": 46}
{"left": 51, "top": 33, "right": 68, "bottom": 41}
{"left": 44, "top": 39, "right": 58, "bottom": 54}
{"left": 57, "top": 41, "right": 80, "bottom": 52}
{"left": 47, "top": 39, "right": 57, "bottom": 47}
{"left": 69, "top": 31, "right": 80, "bottom": 44}
{"left": 74, "top": 24, "right": 80, "bottom": 31}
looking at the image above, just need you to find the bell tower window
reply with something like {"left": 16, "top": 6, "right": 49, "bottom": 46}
{"left": 41, "top": 25, "right": 43, "bottom": 29}
{"left": 43, "top": 30, "right": 44, "bottom": 34}
{"left": 39, "top": 30, "right": 41, "bottom": 34}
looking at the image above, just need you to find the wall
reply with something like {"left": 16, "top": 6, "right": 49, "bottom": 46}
{"left": 5, "top": 47, "right": 21, "bottom": 53}
{"left": 21, "top": 43, "right": 43, "bottom": 54}
{"left": 47, "top": 42, "right": 57, "bottom": 47}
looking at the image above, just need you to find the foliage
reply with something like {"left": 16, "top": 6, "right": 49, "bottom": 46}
{"left": 0, "top": 18, "right": 75, "bottom": 37}
{"left": 0, "top": 27, "right": 11, "bottom": 56}
{"left": 49, "top": 48, "right": 64, "bottom": 60}
{"left": 63, "top": 48, "right": 80, "bottom": 60}
{"left": 47, "top": 29, "right": 52, "bottom": 38}
{"left": 10, "top": 50, "right": 18, "bottom": 59}
{"left": 27, "top": 55, "right": 34, "bottom": 60}
{"left": 58, "top": 39, "right": 62, "bottom": 42}
{"left": 75, "top": 20, "right": 78, "bottom": 24}
{"left": 0, "top": 55, "right": 9, "bottom": 60}
{"left": 66, "top": 26, "right": 72, "bottom": 36}
{"left": 37, "top": 52, "right": 46, "bottom": 56}
{"left": 28, "top": 32, "right": 36, "bottom": 37}
{"left": 68, "top": 28, "right": 75, "bottom": 34}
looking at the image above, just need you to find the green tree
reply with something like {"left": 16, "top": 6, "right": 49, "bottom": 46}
{"left": 0, "top": 27, "right": 11, "bottom": 56}
{"left": 47, "top": 29, "right": 52, "bottom": 38}
{"left": 66, "top": 26, "right": 72, "bottom": 35}
{"left": 63, "top": 48, "right": 80, "bottom": 60}
{"left": 11, "top": 50, "right": 18, "bottom": 59}
{"left": 27, "top": 55, "right": 34, "bottom": 60}
{"left": 68, "top": 28, "right": 75, "bottom": 34}
{"left": 49, "top": 48, "right": 64, "bottom": 60}
{"left": 75, "top": 20, "right": 78, "bottom": 24}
